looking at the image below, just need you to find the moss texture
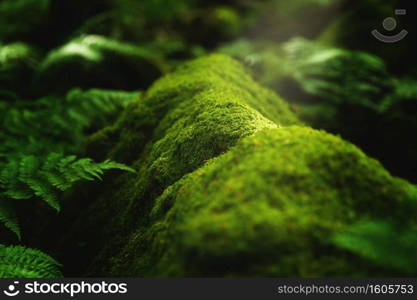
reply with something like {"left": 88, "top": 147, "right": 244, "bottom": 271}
{"left": 107, "top": 127, "right": 417, "bottom": 276}
{"left": 87, "top": 54, "right": 300, "bottom": 164}
{"left": 53, "top": 54, "right": 300, "bottom": 275}
{"left": 48, "top": 54, "right": 416, "bottom": 277}
{"left": 52, "top": 55, "right": 416, "bottom": 276}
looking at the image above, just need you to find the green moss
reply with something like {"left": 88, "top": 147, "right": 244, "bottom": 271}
{"left": 112, "top": 126, "right": 417, "bottom": 276}
{"left": 89, "top": 54, "right": 300, "bottom": 164}
{"left": 58, "top": 54, "right": 417, "bottom": 277}
{"left": 60, "top": 54, "right": 299, "bottom": 275}
{"left": 58, "top": 53, "right": 416, "bottom": 277}
{"left": 220, "top": 38, "right": 417, "bottom": 183}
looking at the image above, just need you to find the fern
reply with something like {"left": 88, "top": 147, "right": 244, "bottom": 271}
{"left": 0, "top": 196, "right": 20, "bottom": 239}
{"left": 220, "top": 38, "right": 393, "bottom": 111}
{"left": 0, "top": 88, "right": 139, "bottom": 159}
{"left": 39, "top": 35, "right": 155, "bottom": 68}
{"left": 0, "top": 79, "right": 138, "bottom": 240}
{"left": 379, "top": 76, "right": 417, "bottom": 113}
{"left": 0, "top": 154, "right": 135, "bottom": 237}
{"left": 280, "top": 38, "right": 392, "bottom": 110}
{"left": 0, "top": 244, "right": 62, "bottom": 278}
{"left": 66, "top": 88, "right": 140, "bottom": 129}
{"left": 34, "top": 34, "right": 161, "bottom": 95}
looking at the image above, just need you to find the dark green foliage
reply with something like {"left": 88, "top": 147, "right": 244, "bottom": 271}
{"left": 0, "top": 38, "right": 140, "bottom": 244}
{"left": 0, "top": 86, "right": 138, "bottom": 240}
{"left": 0, "top": 88, "right": 139, "bottom": 158}
{"left": 1, "top": 0, "right": 417, "bottom": 279}
{"left": 0, "top": 43, "right": 39, "bottom": 99}
{"left": 280, "top": 38, "right": 391, "bottom": 110}
{"left": 246, "top": 0, "right": 344, "bottom": 42}
{"left": 0, "top": 197, "right": 19, "bottom": 238}
{"left": 319, "top": 0, "right": 417, "bottom": 73}
{"left": 0, "top": 244, "right": 62, "bottom": 278}
{"left": 333, "top": 221, "right": 417, "bottom": 275}
{"left": 0, "top": 7, "right": 141, "bottom": 269}
{"left": 115, "top": 0, "right": 194, "bottom": 24}
{"left": 281, "top": 41, "right": 417, "bottom": 182}
{"left": 0, "top": 154, "right": 135, "bottom": 238}
{"left": 65, "top": 88, "right": 141, "bottom": 134}
{"left": 380, "top": 76, "right": 417, "bottom": 112}
{"left": 220, "top": 37, "right": 417, "bottom": 183}
{"left": 76, "top": 0, "right": 245, "bottom": 48}
{"left": 34, "top": 35, "right": 162, "bottom": 95}
{"left": 221, "top": 38, "right": 392, "bottom": 111}
{"left": 0, "top": 0, "right": 50, "bottom": 41}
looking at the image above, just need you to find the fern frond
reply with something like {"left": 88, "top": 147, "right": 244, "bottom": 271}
{"left": 42, "top": 153, "right": 69, "bottom": 191}
{"left": 280, "top": 38, "right": 391, "bottom": 110}
{"left": 26, "top": 176, "right": 60, "bottom": 211}
{"left": 0, "top": 153, "right": 135, "bottom": 237}
{"left": 18, "top": 155, "right": 39, "bottom": 184}
{"left": 98, "top": 159, "right": 136, "bottom": 173}
{"left": 0, "top": 160, "right": 32, "bottom": 199}
{"left": 0, "top": 89, "right": 139, "bottom": 159}
{"left": 0, "top": 196, "right": 20, "bottom": 239}
{"left": 2, "top": 154, "right": 135, "bottom": 209}
{"left": 0, "top": 245, "right": 62, "bottom": 278}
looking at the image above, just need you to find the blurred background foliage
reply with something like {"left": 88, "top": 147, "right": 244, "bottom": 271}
{"left": 1, "top": 0, "right": 417, "bottom": 275}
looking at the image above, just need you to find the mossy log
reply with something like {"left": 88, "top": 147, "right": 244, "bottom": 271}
{"left": 54, "top": 54, "right": 416, "bottom": 277}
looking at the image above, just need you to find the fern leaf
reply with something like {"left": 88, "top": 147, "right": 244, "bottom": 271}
{"left": 26, "top": 177, "right": 60, "bottom": 211}
{"left": 0, "top": 88, "right": 138, "bottom": 159}
{"left": 0, "top": 160, "right": 19, "bottom": 188}
{"left": 70, "top": 158, "right": 103, "bottom": 180}
{"left": 18, "top": 155, "right": 39, "bottom": 184}
{"left": 41, "top": 153, "right": 70, "bottom": 191}
{"left": 1, "top": 160, "right": 33, "bottom": 199}
{"left": 0, "top": 245, "right": 62, "bottom": 278}
{"left": 0, "top": 196, "right": 20, "bottom": 239}
{"left": 98, "top": 159, "right": 136, "bottom": 173}
{"left": 58, "top": 155, "right": 77, "bottom": 171}
{"left": 0, "top": 154, "right": 134, "bottom": 237}
{"left": 2, "top": 185, "right": 32, "bottom": 200}
{"left": 41, "top": 153, "right": 65, "bottom": 172}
